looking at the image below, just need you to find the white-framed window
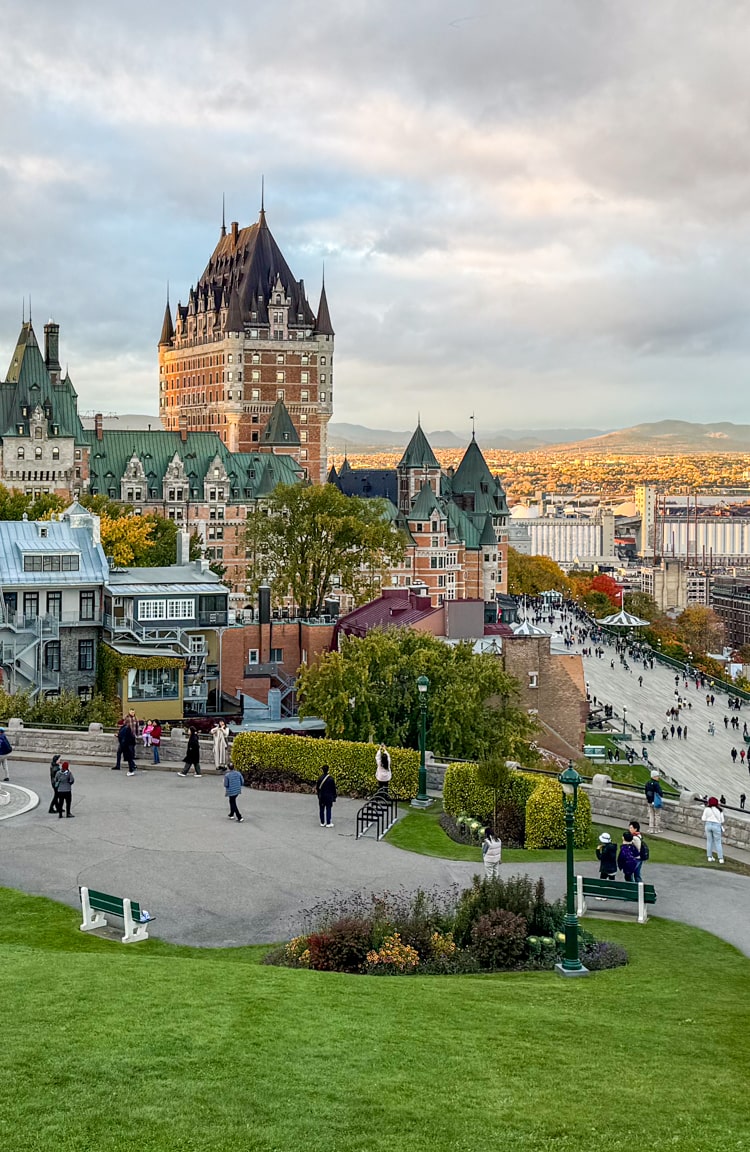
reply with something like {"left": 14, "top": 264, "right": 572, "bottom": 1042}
{"left": 248, "top": 649, "right": 259, "bottom": 665}
{"left": 301, "top": 373, "right": 309, "bottom": 386}
{"left": 529, "top": 672, "right": 539, "bottom": 689}
{"left": 137, "top": 598, "right": 195, "bottom": 621}
{"left": 251, "top": 388, "right": 260, "bottom": 401}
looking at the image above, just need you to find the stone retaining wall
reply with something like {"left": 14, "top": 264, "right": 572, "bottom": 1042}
{"left": 4, "top": 721, "right": 199, "bottom": 768}
{"left": 587, "top": 779, "right": 750, "bottom": 852}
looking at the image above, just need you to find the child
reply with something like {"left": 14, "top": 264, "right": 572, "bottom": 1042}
{"left": 142, "top": 721, "right": 154, "bottom": 748}
{"left": 618, "top": 831, "right": 640, "bottom": 882}
{"left": 595, "top": 832, "right": 618, "bottom": 880}
{"left": 482, "top": 827, "right": 502, "bottom": 879}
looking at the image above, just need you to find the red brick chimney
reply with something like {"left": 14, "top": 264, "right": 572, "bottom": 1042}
{"left": 178, "top": 414, "right": 188, "bottom": 443}
{"left": 94, "top": 413, "right": 103, "bottom": 441}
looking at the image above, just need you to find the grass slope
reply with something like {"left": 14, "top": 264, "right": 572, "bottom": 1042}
{"left": 385, "top": 806, "right": 750, "bottom": 874}
{"left": 1, "top": 888, "right": 749, "bottom": 1152}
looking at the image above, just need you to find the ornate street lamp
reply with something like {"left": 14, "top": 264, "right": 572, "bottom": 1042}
{"left": 556, "top": 762, "right": 589, "bottom": 978}
{"left": 411, "top": 674, "right": 433, "bottom": 808}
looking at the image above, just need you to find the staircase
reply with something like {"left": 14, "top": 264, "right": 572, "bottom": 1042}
{"left": 243, "top": 661, "right": 297, "bottom": 717}
{"left": 0, "top": 613, "right": 60, "bottom": 698}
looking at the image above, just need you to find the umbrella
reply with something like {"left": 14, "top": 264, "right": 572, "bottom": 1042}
{"left": 512, "top": 619, "right": 550, "bottom": 637}
{"left": 596, "top": 608, "right": 649, "bottom": 628}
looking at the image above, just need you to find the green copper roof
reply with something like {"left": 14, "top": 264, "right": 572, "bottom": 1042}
{"left": 444, "top": 501, "right": 481, "bottom": 549}
{"left": 397, "top": 423, "right": 440, "bottom": 470}
{"left": 0, "top": 321, "right": 85, "bottom": 441}
{"left": 261, "top": 398, "right": 300, "bottom": 447}
{"left": 448, "top": 436, "right": 509, "bottom": 516}
{"left": 408, "top": 480, "right": 443, "bottom": 522}
{"left": 81, "top": 428, "right": 302, "bottom": 499}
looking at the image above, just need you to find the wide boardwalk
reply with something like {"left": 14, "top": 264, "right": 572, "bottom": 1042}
{"left": 2, "top": 758, "right": 750, "bottom": 954}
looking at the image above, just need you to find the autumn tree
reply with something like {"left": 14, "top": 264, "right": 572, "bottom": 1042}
{"left": 674, "top": 606, "right": 725, "bottom": 657}
{"left": 245, "top": 483, "right": 404, "bottom": 618}
{"left": 298, "top": 627, "right": 538, "bottom": 762}
{"left": 507, "top": 548, "right": 570, "bottom": 597}
{"left": 100, "top": 514, "right": 156, "bottom": 567}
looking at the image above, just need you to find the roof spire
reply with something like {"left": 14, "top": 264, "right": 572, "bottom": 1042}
{"left": 221, "top": 193, "right": 226, "bottom": 238}
{"left": 22, "top": 297, "right": 25, "bottom": 324}
{"left": 28, "top": 293, "right": 32, "bottom": 324}
{"left": 259, "top": 174, "right": 266, "bottom": 225}
{"left": 470, "top": 413, "right": 475, "bottom": 440}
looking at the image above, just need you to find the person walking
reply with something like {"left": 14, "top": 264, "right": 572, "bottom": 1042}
{"left": 115, "top": 721, "right": 137, "bottom": 775}
{"left": 724, "top": 715, "right": 729, "bottom": 729}
{"left": 702, "top": 797, "right": 725, "bottom": 864}
{"left": 54, "top": 761, "right": 75, "bottom": 818}
{"left": 223, "top": 764, "right": 244, "bottom": 822}
{"left": 618, "top": 831, "right": 640, "bottom": 882}
{"left": 178, "top": 727, "right": 202, "bottom": 777}
{"left": 315, "top": 765, "right": 337, "bottom": 827}
{"left": 683, "top": 724, "right": 688, "bottom": 739}
{"left": 670, "top": 724, "right": 675, "bottom": 738}
{"left": 48, "top": 753, "right": 62, "bottom": 814}
{"left": 211, "top": 720, "right": 229, "bottom": 772}
{"left": 596, "top": 832, "right": 618, "bottom": 880}
{"left": 731, "top": 747, "right": 738, "bottom": 764}
{"left": 645, "top": 770, "right": 664, "bottom": 834}
{"left": 708, "top": 721, "right": 715, "bottom": 736}
{"left": 375, "top": 743, "right": 392, "bottom": 795}
{"left": 482, "top": 827, "right": 502, "bottom": 879}
{"left": 0, "top": 725, "right": 12, "bottom": 782}
{"left": 676, "top": 725, "right": 682, "bottom": 739}
{"left": 151, "top": 720, "right": 162, "bottom": 765}
{"left": 740, "top": 793, "right": 746, "bottom": 810}
{"left": 742, "top": 749, "right": 747, "bottom": 766}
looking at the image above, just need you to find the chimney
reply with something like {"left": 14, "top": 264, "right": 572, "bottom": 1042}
{"left": 178, "top": 414, "right": 188, "bottom": 443}
{"left": 44, "top": 321, "right": 61, "bottom": 384}
{"left": 258, "top": 585, "right": 271, "bottom": 625}
{"left": 231, "top": 221, "right": 239, "bottom": 242}
{"left": 94, "top": 413, "right": 103, "bottom": 441}
{"left": 176, "top": 530, "right": 191, "bottom": 566}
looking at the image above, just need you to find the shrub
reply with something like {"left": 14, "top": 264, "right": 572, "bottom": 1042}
{"left": 492, "top": 802, "right": 526, "bottom": 848}
{"left": 231, "top": 732, "right": 419, "bottom": 799}
{"left": 365, "top": 933, "right": 420, "bottom": 974}
{"left": 470, "top": 909, "right": 528, "bottom": 970}
{"left": 525, "top": 935, "right": 559, "bottom": 970}
{"left": 306, "top": 917, "right": 372, "bottom": 973}
{"left": 453, "top": 874, "right": 554, "bottom": 948}
{"left": 240, "top": 766, "right": 315, "bottom": 794}
{"left": 580, "top": 940, "right": 629, "bottom": 971}
{"left": 443, "top": 761, "right": 538, "bottom": 823}
{"left": 524, "top": 777, "right": 592, "bottom": 850}
{"left": 418, "top": 951, "right": 482, "bottom": 976}
{"left": 284, "top": 936, "right": 312, "bottom": 968}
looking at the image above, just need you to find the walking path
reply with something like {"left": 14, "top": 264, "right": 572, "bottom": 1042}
{"left": 2, "top": 757, "right": 750, "bottom": 955}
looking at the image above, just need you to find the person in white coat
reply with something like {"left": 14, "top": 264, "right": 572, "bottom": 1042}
{"left": 482, "top": 827, "right": 502, "bottom": 879}
{"left": 211, "top": 720, "right": 229, "bottom": 772}
{"left": 375, "top": 744, "right": 392, "bottom": 795}
{"left": 702, "top": 796, "right": 725, "bottom": 863}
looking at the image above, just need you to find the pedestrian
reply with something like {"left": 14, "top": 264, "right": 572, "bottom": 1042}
{"left": 724, "top": 716, "right": 729, "bottom": 729}
{"left": 638, "top": 675, "right": 643, "bottom": 688}
{"left": 742, "top": 750, "right": 747, "bottom": 766}
{"left": 731, "top": 747, "right": 738, "bottom": 764}
{"left": 645, "top": 770, "right": 664, "bottom": 834}
{"left": 629, "top": 820, "right": 646, "bottom": 882}
{"left": 48, "top": 752, "right": 62, "bottom": 814}
{"left": 178, "top": 726, "right": 202, "bottom": 777}
{"left": 708, "top": 721, "right": 715, "bottom": 736}
{"left": 676, "top": 725, "right": 682, "bottom": 739}
{"left": 596, "top": 832, "right": 618, "bottom": 880}
{"left": 618, "top": 831, "right": 640, "bottom": 882}
{"left": 151, "top": 720, "right": 162, "bottom": 765}
{"left": 741, "top": 793, "right": 746, "bottom": 810}
{"left": 482, "top": 827, "right": 502, "bottom": 879}
{"left": 661, "top": 726, "right": 668, "bottom": 740}
{"left": 375, "top": 743, "right": 392, "bottom": 795}
{"left": 0, "top": 725, "right": 12, "bottom": 782}
{"left": 211, "top": 719, "right": 229, "bottom": 772}
{"left": 702, "top": 797, "right": 725, "bottom": 864}
{"left": 670, "top": 724, "right": 675, "bottom": 738}
{"left": 223, "top": 764, "right": 244, "bottom": 822}
{"left": 315, "top": 764, "right": 337, "bottom": 828}
{"left": 124, "top": 708, "right": 139, "bottom": 736}
{"left": 683, "top": 724, "right": 688, "bottom": 739}
{"left": 711, "top": 694, "right": 715, "bottom": 706}
{"left": 115, "top": 721, "right": 137, "bottom": 775}
{"left": 54, "top": 761, "right": 75, "bottom": 818}
{"left": 142, "top": 720, "right": 154, "bottom": 749}
{"left": 720, "top": 794, "right": 727, "bottom": 807}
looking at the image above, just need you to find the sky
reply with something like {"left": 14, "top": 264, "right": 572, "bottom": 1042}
{"left": 1, "top": 1, "right": 749, "bottom": 434}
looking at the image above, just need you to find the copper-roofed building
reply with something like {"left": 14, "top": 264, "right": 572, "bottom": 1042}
{"left": 158, "top": 202, "right": 334, "bottom": 483}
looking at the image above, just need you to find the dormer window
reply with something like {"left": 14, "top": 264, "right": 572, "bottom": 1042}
{"left": 17, "top": 447, "right": 24, "bottom": 459}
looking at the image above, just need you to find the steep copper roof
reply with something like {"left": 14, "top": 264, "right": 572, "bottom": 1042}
{"left": 159, "top": 300, "right": 174, "bottom": 346}
{"left": 316, "top": 281, "right": 334, "bottom": 335}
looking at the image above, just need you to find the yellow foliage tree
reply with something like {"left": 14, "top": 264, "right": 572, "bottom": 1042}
{"left": 100, "top": 514, "right": 155, "bottom": 567}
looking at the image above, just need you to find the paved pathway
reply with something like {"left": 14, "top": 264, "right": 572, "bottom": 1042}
{"left": 2, "top": 757, "right": 750, "bottom": 955}
{"left": 550, "top": 613, "right": 750, "bottom": 805}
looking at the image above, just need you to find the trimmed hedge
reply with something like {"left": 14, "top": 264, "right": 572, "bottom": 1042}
{"left": 231, "top": 732, "right": 419, "bottom": 799}
{"left": 443, "top": 761, "right": 539, "bottom": 823}
{"left": 524, "top": 776, "right": 591, "bottom": 850}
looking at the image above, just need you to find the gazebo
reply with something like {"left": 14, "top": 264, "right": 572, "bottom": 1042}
{"left": 596, "top": 609, "right": 649, "bottom": 629}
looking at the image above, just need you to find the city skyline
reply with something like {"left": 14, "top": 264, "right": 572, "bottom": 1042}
{"left": 2, "top": 2, "right": 750, "bottom": 429}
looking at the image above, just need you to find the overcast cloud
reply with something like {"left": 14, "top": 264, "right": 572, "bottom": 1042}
{"left": 1, "top": 0, "right": 748, "bottom": 433}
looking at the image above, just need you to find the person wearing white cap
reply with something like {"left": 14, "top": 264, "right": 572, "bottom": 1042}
{"left": 644, "top": 770, "right": 664, "bottom": 834}
{"left": 595, "top": 832, "right": 618, "bottom": 880}
{"left": 0, "top": 725, "right": 11, "bottom": 782}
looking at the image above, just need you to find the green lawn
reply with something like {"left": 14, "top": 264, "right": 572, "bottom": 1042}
{"left": 1, "top": 887, "right": 750, "bottom": 1151}
{"left": 385, "top": 805, "right": 750, "bottom": 875}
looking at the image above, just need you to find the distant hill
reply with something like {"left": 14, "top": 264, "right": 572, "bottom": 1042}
{"left": 328, "top": 423, "right": 606, "bottom": 451}
{"left": 555, "top": 420, "right": 750, "bottom": 454}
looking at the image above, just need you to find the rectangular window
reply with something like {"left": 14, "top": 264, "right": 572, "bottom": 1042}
{"left": 80, "top": 590, "right": 96, "bottom": 621}
{"left": 300, "top": 430, "right": 308, "bottom": 442}
{"left": 78, "top": 685, "right": 93, "bottom": 703}
{"left": 277, "top": 389, "right": 285, "bottom": 400}
{"left": 78, "top": 639, "right": 95, "bottom": 671}
{"left": 23, "top": 592, "right": 39, "bottom": 618}
{"left": 251, "top": 369, "right": 260, "bottom": 382}
{"left": 46, "top": 592, "right": 62, "bottom": 619}
{"left": 137, "top": 598, "right": 195, "bottom": 621}
{"left": 300, "top": 449, "right": 308, "bottom": 460}
{"left": 45, "top": 641, "right": 60, "bottom": 671}
{"left": 300, "top": 413, "right": 308, "bottom": 424}
{"left": 276, "top": 371, "right": 285, "bottom": 384}
{"left": 301, "top": 376, "right": 309, "bottom": 388}
{"left": 270, "top": 648, "right": 283, "bottom": 663}
{"left": 319, "top": 392, "right": 326, "bottom": 402}
{"left": 248, "top": 649, "right": 259, "bottom": 665}
{"left": 23, "top": 555, "right": 42, "bottom": 572}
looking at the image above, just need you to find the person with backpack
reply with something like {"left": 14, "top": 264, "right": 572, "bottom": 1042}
{"left": 645, "top": 770, "right": 664, "bottom": 834}
{"left": 618, "top": 831, "right": 640, "bottom": 882}
{"left": 375, "top": 744, "right": 392, "bottom": 795}
{"left": 54, "top": 761, "right": 75, "bottom": 818}
{"left": 596, "top": 832, "right": 618, "bottom": 880}
{"left": 315, "top": 765, "right": 337, "bottom": 828}
{"left": 0, "top": 725, "right": 12, "bottom": 782}
{"left": 482, "top": 827, "right": 502, "bottom": 879}
{"left": 629, "top": 819, "right": 648, "bottom": 881}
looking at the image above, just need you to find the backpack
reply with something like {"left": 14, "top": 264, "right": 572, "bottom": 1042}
{"left": 639, "top": 839, "right": 650, "bottom": 862}
{"left": 645, "top": 781, "right": 655, "bottom": 803}
{"left": 0, "top": 733, "right": 12, "bottom": 756}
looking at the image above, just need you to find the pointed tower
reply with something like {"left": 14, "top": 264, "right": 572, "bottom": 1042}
{"left": 159, "top": 295, "right": 175, "bottom": 347}
{"left": 317, "top": 277, "right": 334, "bottom": 337}
{"left": 396, "top": 422, "right": 441, "bottom": 514}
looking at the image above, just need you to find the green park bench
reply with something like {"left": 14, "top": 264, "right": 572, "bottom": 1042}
{"left": 576, "top": 875, "right": 657, "bottom": 924}
{"left": 79, "top": 886, "right": 152, "bottom": 944}
{"left": 583, "top": 744, "right": 607, "bottom": 762}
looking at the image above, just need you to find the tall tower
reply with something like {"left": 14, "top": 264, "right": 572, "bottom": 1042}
{"left": 158, "top": 205, "right": 334, "bottom": 482}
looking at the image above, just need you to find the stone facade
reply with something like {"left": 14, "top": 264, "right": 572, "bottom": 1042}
{"left": 501, "top": 634, "right": 587, "bottom": 760}
{"left": 588, "top": 779, "right": 750, "bottom": 852}
{"left": 58, "top": 625, "right": 99, "bottom": 697}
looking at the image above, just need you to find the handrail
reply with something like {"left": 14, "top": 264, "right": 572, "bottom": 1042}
{"left": 355, "top": 791, "right": 398, "bottom": 840}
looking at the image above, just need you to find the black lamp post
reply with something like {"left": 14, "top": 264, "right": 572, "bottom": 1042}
{"left": 556, "top": 762, "right": 589, "bottom": 978}
{"left": 411, "top": 674, "right": 432, "bottom": 808}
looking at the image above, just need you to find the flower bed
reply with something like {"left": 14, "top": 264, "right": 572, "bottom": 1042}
{"left": 264, "top": 876, "right": 628, "bottom": 976}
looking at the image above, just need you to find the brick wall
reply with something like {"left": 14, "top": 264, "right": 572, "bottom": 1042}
{"left": 221, "top": 620, "right": 334, "bottom": 702}
{"left": 502, "top": 635, "right": 586, "bottom": 760}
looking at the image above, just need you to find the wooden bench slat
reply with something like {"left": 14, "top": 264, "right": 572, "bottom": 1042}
{"left": 582, "top": 877, "right": 656, "bottom": 903}
{"left": 88, "top": 890, "right": 141, "bottom": 919}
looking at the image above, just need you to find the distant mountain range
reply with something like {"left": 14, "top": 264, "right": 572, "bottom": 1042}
{"left": 329, "top": 420, "right": 750, "bottom": 455}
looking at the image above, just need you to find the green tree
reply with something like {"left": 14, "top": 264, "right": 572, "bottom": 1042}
{"left": 507, "top": 548, "right": 570, "bottom": 597}
{"left": 624, "top": 591, "right": 659, "bottom": 622}
{"left": 0, "top": 485, "right": 66, "bottom": 521}
{"left": 245, "top": 483, "right": 404, "bottom": 618}
{"left": 298, "top": 627, "right": 538, "bottom": 762}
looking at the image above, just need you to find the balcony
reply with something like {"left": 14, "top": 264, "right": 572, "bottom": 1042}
{"left": 127, "top": 684, "right": 180, "bottom": 701}
{"left": 197, "top": 612, "right": 228, "bottom": 627}
{"left": 184, "top": 682, "right": 208, "bottom": 701}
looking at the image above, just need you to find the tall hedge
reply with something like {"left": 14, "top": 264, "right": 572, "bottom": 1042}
{"left": 443, "top": 761, "right": 539, "bottom": 823}
{"left": 524, "top": 777, "right": 591, "bottom": 850}
{"left": 231, "top": 732, "right": 419, "bottom": 799}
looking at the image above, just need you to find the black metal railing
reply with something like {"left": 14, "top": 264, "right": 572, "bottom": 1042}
{"left": 355, "top": 791, "right": 398, "bottom": 840}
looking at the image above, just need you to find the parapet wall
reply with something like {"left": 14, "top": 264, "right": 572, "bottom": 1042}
{"left": 4, "top": 720, "right": 193, "bottom": 768}
{"left": 587, "top": 778, "right": 750, "bottom": 852}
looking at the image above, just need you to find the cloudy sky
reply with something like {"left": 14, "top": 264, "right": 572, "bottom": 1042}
{"left": 1, "top": 1, "right": 748, "bottom": 434}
